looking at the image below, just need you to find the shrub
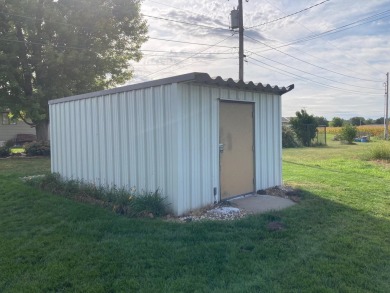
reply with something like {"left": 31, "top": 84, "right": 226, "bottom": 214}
{"left": 365, "top": 142, "right": 390, "bottom": 161}
{"left": 129, "top": 189, "right": 168, "bottom": 217}
{"left": 0, "top": 146, "right": 10, "bottom": 158}
{"left": 24, "top": 141, "right": 50, "bottom": 156}
{"left": 4, "top": 138, "right": 15, "bottom": 148}
{"left": 340, "top": 124, "right": 357, "bottom": 144}
{"left": 282, "top": 126, "right": 299, "bottom": 148}
{"left": 0, "top": 139, "right": 16, "bottom": 158}
{"left": 290, "top": 109, "right": 318, "bottom": 147}
{"left": 24, "top": 173, "right": 169, "bottom": 218}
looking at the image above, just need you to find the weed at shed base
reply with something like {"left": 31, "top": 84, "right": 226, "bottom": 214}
{"left": 24, "top": 173, "right": 169, "bottom": 219}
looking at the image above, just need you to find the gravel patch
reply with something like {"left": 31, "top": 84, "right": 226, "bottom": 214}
{"left": 173, "top": 202, "right": 248, "bottom": 222}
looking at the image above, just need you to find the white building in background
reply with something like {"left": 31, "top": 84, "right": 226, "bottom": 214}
{"left": 0, "top": 111, "right": 36, "bottom": 146}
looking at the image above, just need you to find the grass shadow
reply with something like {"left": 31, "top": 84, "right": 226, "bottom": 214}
{"left": 1, "top": 177, "right": 389, "bottom": 292}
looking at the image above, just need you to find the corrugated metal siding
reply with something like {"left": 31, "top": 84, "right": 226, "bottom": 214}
{"left": 50, "top": 84, "right": 180, "bottom": 214}
{"left": 176, "top": 84, "right": 219, "bottom": 215}
{"left": 50, "top": 81, "right": 282, "bottom": 215}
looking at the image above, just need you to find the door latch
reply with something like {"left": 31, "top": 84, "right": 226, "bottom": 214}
{"left": 219, "top": 143, "right": 224, "bottom": 153}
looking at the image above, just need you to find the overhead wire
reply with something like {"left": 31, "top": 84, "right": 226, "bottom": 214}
{"left": 257, "top": 0, "right": 384, "bottom": 82}
{"left": 247, "top": 0, "right": 330, "bottom": 29}
{"left": 278, "top": 10, "right": 390, "bottom": 45}
{"left": 246, "top": 50, "right": 382, "bottom": 92}
{"left": 143, "top": 14, "right": 228, "bottom": 30}
{"left": 2, "top": 1, "right": 386, "bottom": 88}
{"left": 145, "top": 33, "right": 236, "bottom": 78}
{"left": 0, "top": 8, "right": 239, "bottom": 74}
{"left": 249, "top": 9, "right": 390, "bottom": 55}
{"left": 143, "top": 0, "right": 384, "bottom": 85}
{"left": 247, "top": 56, "right": 381, "bottom": 96}
{"left": 148, "top": 37, "right": 237, "bottom": 49}
{"left": 139, "top": 53, "right": 236, "bottom": 60}
{"left": 140, "top": 49, "right": 236, "bottom": 55}
{"left": 265, "top": 42, "right": 380, "bottom": 83}
{"left": 244, "top": 33, "right": 384, "bottom": 84}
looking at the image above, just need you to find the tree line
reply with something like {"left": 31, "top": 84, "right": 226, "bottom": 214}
{"left": 284, "top": 110, "right": 381, "bottom": 147}
{"left": 307, "top": 116, "right": 385, "bottom": 127}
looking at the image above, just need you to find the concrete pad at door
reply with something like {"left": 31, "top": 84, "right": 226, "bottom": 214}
{"left": 229, "top": 194, "right": 295, "bottom": 214}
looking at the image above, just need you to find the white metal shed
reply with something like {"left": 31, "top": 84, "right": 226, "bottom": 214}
{"left": 49, "top": 72, "right": 293, "bottom": 215}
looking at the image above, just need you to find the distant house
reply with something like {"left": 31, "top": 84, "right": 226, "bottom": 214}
{"left": 0, "top": 112, "right": 36, "bottom": 146}
{"left": 282, "top": 117, "right": 292, "bottom": 126}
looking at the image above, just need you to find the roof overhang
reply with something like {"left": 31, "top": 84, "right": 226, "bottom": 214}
{"left": 49, "top": 72, "right": 294, "bottom": 105}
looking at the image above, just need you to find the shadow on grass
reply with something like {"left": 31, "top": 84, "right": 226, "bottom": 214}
{"left": 0, "top": 179, "right": 389, "bottom": 292}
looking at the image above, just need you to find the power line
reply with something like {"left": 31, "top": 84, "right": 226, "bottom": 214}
{"left": 146, "top": 34, "right": 235, "bottom": 78}
{"left": 260, "top": 0, "right": 386, "bottom": 81}
{"left": 0, "top": 35, "right": 237, "bottom": 53}
{"left": 246, "top": 50, "right": 382, "bottom": 92}
{"left": 251, "top": 9, "right": 390, "bottom": 54}
{"left": 282, "top": 10, "right": 390, "bottom": 45}
{"left": 247, "top": 56, "right": 381, "bottom": 96}
{"left": 143, "top": 14, "right": 227, "bottom": 30}
{"left": 244, "top": 33, "right": 383, "bottom": 84}
{"left": 268, "top": 43, "right": 381, "bottom": 83}
{"left": 148, "top": 37, "right": 237, "bottom": 48}
{"left": 132, "top": 57, "right": 237, "bottom": 66}
{"left": 248, "top": 0, "right": 382, "bottom": 83}
{"left": 247, "top": 0, "right": 330, "bottom": 29}
{"left": 141, "top": 49, "right": 236, "bottom": 55}
{"left": 145, "top": 1, "right": 329, "bottom": 32}
{"left": 140, "top": 53, "right": 236, "bottom": 60}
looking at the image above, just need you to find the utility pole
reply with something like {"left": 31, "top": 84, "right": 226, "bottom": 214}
{"left": 229, "top": 0, "right": 246, "bottom": 81}
{"left": 385, "top": 72, "right": 389, "bottom": 140}
{"left": 238, "top": 0, "right": 244, "bottom": 81}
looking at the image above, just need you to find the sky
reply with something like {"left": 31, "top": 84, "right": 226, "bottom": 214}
{"left": 128, "top": 0, "right": 390, "bottom": 120}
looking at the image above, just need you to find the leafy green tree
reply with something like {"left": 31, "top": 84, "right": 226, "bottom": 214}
{"left": 340, "top": 124, "right": 357, "bottom": 144}
{"left": 365, "top": 118, "right": 374, "bottom": 125}
{"left": 375, "top": 117, "right": 384, "bottom": 124}
{"left": 0, "top": 0, "right": 147, "bottom": 140}
{"left": 290, "top": 109, "right": 318, "bottom": 147}
{"left": 350, "top": 117, "right": 365, "bottom": 126}
{"left": 314, "top": 116, "right": 329, "bottom": 127}
{"left": 330, "top": 117, "right": 344, "bottom": 127}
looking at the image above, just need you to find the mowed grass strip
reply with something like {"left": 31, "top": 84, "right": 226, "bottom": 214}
{"left": 1, "top": 142, "right": 390, "bottom": 292}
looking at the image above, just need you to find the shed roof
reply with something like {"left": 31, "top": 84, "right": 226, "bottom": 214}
{"left": 49, "top": 72, "right": 294, "bottom": 105}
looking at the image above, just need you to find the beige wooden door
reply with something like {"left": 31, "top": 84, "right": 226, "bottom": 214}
{"left": 219, "top": 101, "right": 254, "bottom": 199}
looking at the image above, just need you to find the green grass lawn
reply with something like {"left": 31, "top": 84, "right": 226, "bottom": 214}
{"left": 1, "top": 141, "right": 390, "bottom": 292}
